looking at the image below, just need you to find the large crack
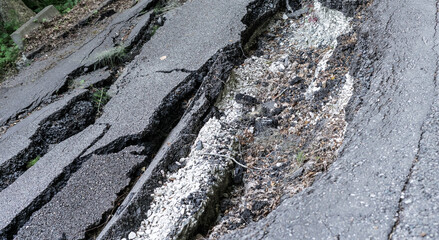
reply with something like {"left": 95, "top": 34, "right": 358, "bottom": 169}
{"left": 156, "top": 68, "right": 196, "bottom": 74}
{"left": 0, "top": 92, "right": 97, "bottom": 192}
{"left": 0, "top": 6, "right": 172, "bottom": 240}
{"left": 3, "top": 0, "right": 291, "bottom": 239}
{"left": 0, "top": 0, "right": 161, "bottom": 135}
{"left": 387, "top": 134, "right": 422, "bottom": 239}
{"left": 94, "top": 45, "right": 244, "bottom": 240}
{"left": 91, "top": 1, "right": 287, "bottom": 239}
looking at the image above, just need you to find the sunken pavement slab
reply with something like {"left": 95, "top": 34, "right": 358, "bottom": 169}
{"left": 15, "top": 146, "right": 145, "bottom": 240}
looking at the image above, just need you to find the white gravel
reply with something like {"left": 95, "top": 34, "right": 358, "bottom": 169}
{"left": 289, "top": 0, "right": 352, "bottom": 49}
{"left": 124, "top": 118, "right": 233, "bottom": 240}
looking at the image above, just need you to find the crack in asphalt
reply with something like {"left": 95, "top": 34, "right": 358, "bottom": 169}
{"left": 388, "top": 3, "right": 439, "bottom": 239}
{"left": 156, "top": 68, "right": 197, "bottom": 74}
{"left": 81, "top": 26, "right": 116, "bottom": 65}
{"left": 388, "top": 150, "right": 419, "bottom": 239}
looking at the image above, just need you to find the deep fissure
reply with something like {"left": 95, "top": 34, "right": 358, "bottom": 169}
{"left": 92, "top": 0, "right": 291, "bottom": 238}
{"left": 0, "top": 0, "right": 163, "bottom": 135}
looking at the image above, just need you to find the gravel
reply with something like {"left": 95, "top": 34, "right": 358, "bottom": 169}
{"left": 124, "top": 117, "right": 237, "bottom": 240}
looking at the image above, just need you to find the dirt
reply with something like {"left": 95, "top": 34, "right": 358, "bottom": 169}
{"left": 22, "top": 0, "right": 136, "bottom": 57}
{"left": 205, "top": 4, "right": 365, "bottom": 238}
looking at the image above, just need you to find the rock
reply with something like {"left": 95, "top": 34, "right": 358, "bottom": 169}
{"left": 262, "top": 101, "right": 277, "bottom": 115}
{"left": 241, "top": 208, "right": 253, "bottom": 222}
{"left": 269, "top": 62, "right": 285, "bottom": 72}
{"left": 318, "top": 0, "right": 365, "bottom": 17}
{"left": 287, "top": 7, "right": 310, "bottom": 19}
{"left": 289, "top": 76, "right": 304, "bottom": 85}
{"left": 235, "top": 93, "right": 258, "bottom": 106}
{"left": 255, "top": 117, "right": 278, "bottom": 133}
{"left": 303, "top": 161, "right": 315, "bottom": 173}
{"left": 15, "top": 54, "right": 31, "bottom": 70}
{"left": 11, "top": 5, "right": 61, "bottom": 48}
{"left": 284, "top": 57, "right": 290, "bottom": 67}
{"left": 196, "top": 140, "right": 204, "bottom": 150}
{"left": 252, "top": 201, "right": 269, "bottom": 212}
{"left": 290, "top": 167, "right": 304, "bottom": 180}
{"left": 128, "top": 231, "right": 136, "bottom": 239}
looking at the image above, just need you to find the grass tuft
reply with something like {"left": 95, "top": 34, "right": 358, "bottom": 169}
{"left": 94, "top": 46, "right": 127, "bottom": 68}
{"left": 296, "top": 150, "right": 305, "bottom": 166}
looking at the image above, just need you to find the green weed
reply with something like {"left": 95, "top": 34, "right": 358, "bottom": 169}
{"left": 153, "top": 6, "right": 164, "bottom": 14}
{"left": 23, "top": 0, "right": 81, "bottom": 14}
{"left": 151, "top": 25, "right": 160, "bottom": 35}
{"left": 0, "top": 21, "right": 21, "bottom": 78}
{"left": 92, "top": 87, "right": 109, "bottom": 114}
{"left": 27, "top": 156, "right": 41, "bottom": 169}
{"left": 296, "top": 151, "right": 305, "bottom": 166}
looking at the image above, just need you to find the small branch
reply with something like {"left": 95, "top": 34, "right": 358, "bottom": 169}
{"left": 203, "top": 153, "right": 263, "bottom": 171}
{"left": 274, "top": 88, "right": 288, "bottom": 100}
{"left": 309, "top": 145, "right": 331, "bottom": 155}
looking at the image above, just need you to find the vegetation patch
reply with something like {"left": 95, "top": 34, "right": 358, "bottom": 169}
{"left": 94, "top": 46, "right": 127, "bottom": 68}
{"left": 0, "top": 21, "right": 21, "bottom": 79}
{"left": 23, "top": 0, "right": 82, "bottom": 14}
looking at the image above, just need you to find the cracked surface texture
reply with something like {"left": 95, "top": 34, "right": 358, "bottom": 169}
{"left": 0, "top": 0, "right": 281, "bottom": 238}
{"left": 2, "top": 0, "right": 439, "bottom": 239}
{"left": 222, "top": 0, "right": 439, "bottom": 239}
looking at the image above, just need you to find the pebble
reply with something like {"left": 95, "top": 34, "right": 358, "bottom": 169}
{"left": 128, "top": 232, "right": 136, "bottom": 239}
{"left": 196, "top": 140, "right": 204, "bottom": 150}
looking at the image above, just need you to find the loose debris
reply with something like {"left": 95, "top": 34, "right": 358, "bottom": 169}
{"left": 23, "top": 0, "right": 136, "bottom": 56}
{"left": 207, "top": 1, "right": 359, "bottom": 238}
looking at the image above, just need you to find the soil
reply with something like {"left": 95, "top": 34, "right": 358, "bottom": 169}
{"left": 23, "top": 0, "right": 136, "bottom": 56}
{"left": 205, "top": 4, "right": 365, "bottom": 238}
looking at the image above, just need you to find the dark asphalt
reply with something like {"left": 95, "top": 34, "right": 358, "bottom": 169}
{"left": 15, "top": 146, "right": 145, "bottom": 240}
{"left": 0, "top": 90, "right": 86, "bottom": 169}
{"left": 86, "top": 0, "right": 249, "bottom": 154}
{"left": 3, "top": 0, "right": 439, "bottom": 239}
{"left": 0, "top": 125, "right": 107, "bottom": 237}
{"left": 222, "top": 0, "right": 439, "bottom": 239}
